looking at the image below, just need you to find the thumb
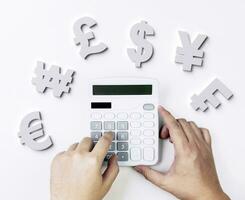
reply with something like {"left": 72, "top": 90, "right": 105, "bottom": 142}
{"left": 134, "top": 166, "right": 168, "bottom": 188}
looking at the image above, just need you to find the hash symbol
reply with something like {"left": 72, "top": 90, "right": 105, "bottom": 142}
{"left": 32, "top": 61, "right": 75, "bottom": 98}
{"left": 175, "top": 31, "right": 208, "bottom": 72}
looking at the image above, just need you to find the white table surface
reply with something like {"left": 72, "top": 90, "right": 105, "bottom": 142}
{"left": 0, "top": 0, "right": 244, "bottom": 199}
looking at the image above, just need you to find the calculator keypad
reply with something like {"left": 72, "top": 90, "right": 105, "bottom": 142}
{"left": 90, "top": 109, "right": 157, "bottom": 165}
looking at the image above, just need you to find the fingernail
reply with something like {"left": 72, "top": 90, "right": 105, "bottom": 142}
{"left": 104, "top": 132, "right": 113, "bottom": 138}
{"left": 134, "top": 166, "right": 142, "bottom": 173}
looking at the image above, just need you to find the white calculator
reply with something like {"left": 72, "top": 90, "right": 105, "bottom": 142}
{"left": 89, "top": 77, "right": 159, "bottom": 166}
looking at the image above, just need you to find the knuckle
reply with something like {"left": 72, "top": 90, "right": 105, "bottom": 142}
{"left": 201, "top": 128, "right": 210, "bottom": 134}
{"left": 82, "top": 137, "right": 92, "bottom": 143}
{"left": 189, "top": 121, "right": 195, "bottom": 125}
{"left": 177, "top": 118, "right": 187, "bottom": 123}
{"left": 101, "top": 136, "right": 112, "bottom": 145}
{"left": 170, "top": 121, "right": 181, "bottom": 131}
{"left": 114, "top": 165, "right": 120, "bottom": 174}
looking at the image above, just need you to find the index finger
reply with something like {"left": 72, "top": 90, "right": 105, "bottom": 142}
{"left": 158, "top": 106, "right": 188, "bottom": 149}
{"left": 92, "top": 132, "right": 113, "bottom": 163}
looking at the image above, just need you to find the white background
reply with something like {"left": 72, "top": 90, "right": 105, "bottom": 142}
{"left": 0, "top": 0, "right": 244, "bottom": 199}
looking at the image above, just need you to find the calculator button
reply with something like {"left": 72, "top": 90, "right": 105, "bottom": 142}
{"left": 130, "top": 121, "right": 141, "bottom": 128}
{"left": 91, "top": 113, "right": 102, "bottom": 120}
{"left": 117, "top": 121, "right": 128, "bottom": 130}
{"left": 143, "top": 104, "right": 155, "bottom": 111}
{"left": 143, "top": 113, "right": 155, "bottom": 119}
{"left": 130, "top": 130, "right": 141, "bottom": 136}
{"left": 104, "top": 113, "right": 115, "bottom": 120}
{"left": 130, "top": 112, "right": 142, "bottom": 120}
{"left": 130, "top": 138, "right": 141, "bottom": 145}
{"left": 117, "top": 152, "right": 128, "bottom": 161}
{"left": 143, "top": 147, "right": 155, "bottom": 161}
{"left": 143, "top": 121, "right": 155, "bottom": 128}
{"left": 117, "top": 113, "right": 128, "bottom": 120}
{"left": 117, "top": 132, "right": 128, "bottom": 141}
{"left": 104, "top": 152, "right": 114, "bottom": 161}
{"left": 104, "top": 132, "right": 115, "bottom": 140}
{"left": 143, "top": 138, "right": 155, "bottom": 145}
{"left": 104, "top": 121, "right": 115, "bottom": 130}
{"left": 143, "top": 130, "right": 154, "bottom": 136}
{"left": 109, "top": 142, "right": 116, "bottom": 151}
{"left": 130, "top": 148, "right": 141, "bottom": 161}
{"left": 91, "top": 121, "right": 102, "bottom": 130}
{"left": 117, "top": 142, "right": 128, "bottom": 151}
{"left": 91, "top": 132, "right": 102, "bottom": 141}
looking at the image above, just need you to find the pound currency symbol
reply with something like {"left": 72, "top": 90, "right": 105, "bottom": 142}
{"left": 73, "top": 17, "right": 108, "bottom": 59}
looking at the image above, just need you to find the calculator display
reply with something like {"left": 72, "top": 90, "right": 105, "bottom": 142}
{"left": 93, "top": 85, "right": 152, "bottom": 95}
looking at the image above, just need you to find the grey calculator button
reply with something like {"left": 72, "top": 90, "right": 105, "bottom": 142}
{"left": 91, "top": 121, "right": 102, "bottom": 130}
{"left": 143, "top": 103, "right": 155, "bottom": 111}
{"left": 104, "top": 152, "right": 114, "bottom": 161}
{"left": 104, "top": 121, "right": 115, "bottom": 130}
{"left": 109, "top": 142, "right": 116, "bottom": 151}
{"left": 117, "top": 152, "right": 128, "bottom": 161}
{"left": 117, "top": 142, "right": 128, "bottom": 151}
{"left": 91, "top": 132, "right": 102, "bottom": 141}
{"left": 117, "top": 121, "right": 128, "bottom": 130}
{"left": 117, "top": 132, "right": 128, "bottom": 141}
{"left": 104, "top": 131, "right": 115, "bottom": 140}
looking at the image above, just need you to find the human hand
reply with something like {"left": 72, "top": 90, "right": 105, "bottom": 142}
{"left": 50, "top": 133, "right": 119, "bottom": 200}
{"left": 134, "top": 106, "right": 230, "bottom": 200}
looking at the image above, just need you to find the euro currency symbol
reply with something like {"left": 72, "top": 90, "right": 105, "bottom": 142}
{"left": 175, "top": 31, "right": 208, "bottom": 72}
{"left": 18, "top": 112, "right": 53, "bottom": 151}
{"left": 32, "top": 61, "right": 75, "bottom": 98}
{"left": 127, "top": 21, "right": 155, "bottom": 68}
{"left": 73, "top": 17, "right": 108, "bottom": 59}
{"left": 191, "top": 79, "right": 233, "bottom": 112}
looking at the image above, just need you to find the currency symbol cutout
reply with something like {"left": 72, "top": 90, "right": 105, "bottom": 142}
{"left": 191, "top": 79, "right": 233, "bottom": 112}
{"left": 32, "top": 61, "right": 75, "bottom": 98}
{"left": 175, "top": 31, "right": 208, "bottom": 72}
{"left": 127, "top": 21, "right": 155, "bottom": 68}
{"left": 73, "top": 17, "right": 108, "bottom": 59}
{"left": 18, "top": 111, "right": 53, "bottom": 151}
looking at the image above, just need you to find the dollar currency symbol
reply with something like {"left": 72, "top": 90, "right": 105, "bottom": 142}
{"left": 73, "top": 17, "right": 108, "bottom": 59}
{"left": 127, "top": 21, "right": 155, "bottom": 68}
{"left": 18, "top": 112, "right": 53, "bottom": 151}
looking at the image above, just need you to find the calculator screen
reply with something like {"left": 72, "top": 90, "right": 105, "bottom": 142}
{"left": 93, "top": 85, "right": 152, "bottom": 95}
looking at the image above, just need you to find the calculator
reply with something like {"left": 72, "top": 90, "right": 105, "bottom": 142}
{"left": 89, "top": 77, "right": 159, "bottom": 166}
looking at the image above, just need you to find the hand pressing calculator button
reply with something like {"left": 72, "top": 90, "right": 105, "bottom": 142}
{"left": 89, "top": 78, "right": 159, "bottom": 166}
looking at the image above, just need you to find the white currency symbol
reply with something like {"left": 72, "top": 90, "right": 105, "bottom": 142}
{"left": 127, "top": 21, "right": 155, "bottom": 68}
{"left": 18, "top": 112, "right": 53, "bottom": 151}
{"left": 73, "top": 17, "right": 108, "bottom": 59}
{"left": 191, "top": 79, "right": 233, "bottom": 112}
{"left": 175, "top": 31, "right": 208, "bottom": 72}
{"left": 32, "top": 61, "right": 75, "bottom": 98}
